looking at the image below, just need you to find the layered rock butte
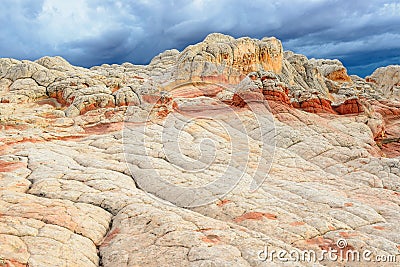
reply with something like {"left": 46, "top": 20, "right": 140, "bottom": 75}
{"left": 0, "top": 33, "right": 400, "bottom": 266}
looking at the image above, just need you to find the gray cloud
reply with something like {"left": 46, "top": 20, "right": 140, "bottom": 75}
{"left": 0, "top": 0, "right": 399, "bottom": 77}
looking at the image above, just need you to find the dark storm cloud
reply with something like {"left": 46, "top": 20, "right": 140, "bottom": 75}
{"left": 0, "top": 0, "right": 399, "bottom": 77}
{"left": 59, "top": 27, "right": 140, "bottom": 66}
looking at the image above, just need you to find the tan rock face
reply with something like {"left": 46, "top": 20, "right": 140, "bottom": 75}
{"left": 175, "top": 33, "right": 283, "bottom": 83}
{"left": 366, "top": 65, "right": 400, "bottom": 99}
{"left": 310, "top": 58, "right": 351, "bottom": 83}
{"left": 326, "top": 68, "right": 351, "bottom": 82}
{"left": 0, "top": 33, "right": 400, "bottom": 266}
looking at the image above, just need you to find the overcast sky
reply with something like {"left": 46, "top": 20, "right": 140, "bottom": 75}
{"left": 1, "top": 0, "right": 399, "bottom": 77}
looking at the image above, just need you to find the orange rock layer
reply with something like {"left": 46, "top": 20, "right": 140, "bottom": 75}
{"left": 232, "top": 89, "right": 364, "bottom": 116}
{"left": 292, "top": 98, "right": 335, "bottom": 114}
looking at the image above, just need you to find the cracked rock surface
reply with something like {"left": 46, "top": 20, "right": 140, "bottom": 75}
{"left": 1, "top": 33, "right": 399, "bottom": 266}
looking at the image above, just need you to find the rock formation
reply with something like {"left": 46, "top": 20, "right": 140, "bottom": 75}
{"left": 366, "top": 65, "right": 400, "bottom": 98}
{"left": 0, "top": 33, "right": 399, "bottom": 266}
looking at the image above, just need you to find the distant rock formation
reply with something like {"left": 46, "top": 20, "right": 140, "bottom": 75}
{"left": 1, "top": 34, "right": 398, "bottom": 118}
{"left": 173, "top": 33, "right": 283, "bottom": 82}
{"left": 366, "top": 65, "right": 400, "bottom": 97}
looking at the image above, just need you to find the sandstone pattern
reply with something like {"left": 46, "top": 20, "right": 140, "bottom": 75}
{"left": 0, "top": 33, "right": 399, "bottom": 266}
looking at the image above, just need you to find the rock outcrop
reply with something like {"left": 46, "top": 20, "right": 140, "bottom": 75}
{"left": 173, "top": 33, "right": 283, "bottom": 83}
{"left": 0, "top": 33, "right": 399, "bottom": 267}
{"left": 366, "top": 65, "right": 400, "bottom": 99}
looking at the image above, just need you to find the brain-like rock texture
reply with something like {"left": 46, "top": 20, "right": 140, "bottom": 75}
{"left": 0, "top": 33, "right": 399, "bottom": 266}
{"left": 172, "top": 33, "right": 283, "bottom": 83}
